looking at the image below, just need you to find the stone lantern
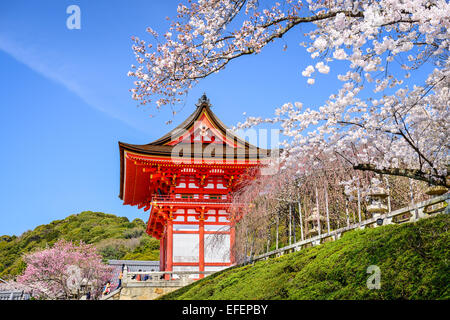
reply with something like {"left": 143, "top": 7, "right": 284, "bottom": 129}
{"left": 424, "top": 184, "right": 448, "bottom": 214}
{"left": 306, "top": 207, "right": 326, "bottom": 237}
{"left": 366, "top": 186, "right": 388, "bottom": 219}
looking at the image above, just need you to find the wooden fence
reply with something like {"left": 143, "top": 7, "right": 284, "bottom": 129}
{"left": 250, "top": 193, "right": 449, "bottom": 262}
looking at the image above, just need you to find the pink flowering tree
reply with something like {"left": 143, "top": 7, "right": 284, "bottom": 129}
{"left": 16, "top": 240, "right": 114, "bottom": 300}
{"left": 129, "top": 0, "right": 449, "bottom": 187}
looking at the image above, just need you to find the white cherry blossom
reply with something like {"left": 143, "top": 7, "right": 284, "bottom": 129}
{"left": 129, "top": 0, "right": 450, "bottom": 187}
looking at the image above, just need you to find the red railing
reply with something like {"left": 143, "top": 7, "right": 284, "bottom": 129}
{"left": 151, "top": 194, "right": 232, "bottom": 204}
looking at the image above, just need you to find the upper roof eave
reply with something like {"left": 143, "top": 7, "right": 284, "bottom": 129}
{"left": 119, "top": 141, "right": 272, "bottom": 159}
{"left": 128, "top": 97, "right": 262, "bottom": 151}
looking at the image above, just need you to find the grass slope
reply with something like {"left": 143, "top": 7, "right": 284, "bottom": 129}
{"left": 0, "top": 211, "right": 159, "bottom": 278}
{"left": 161, "top": 214, "right": 449, "bottom": 300}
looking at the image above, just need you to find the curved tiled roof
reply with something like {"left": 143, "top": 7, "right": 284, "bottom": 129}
{"left": 119, "top": 94, "right": 268, "bottom": 153}
{"left": 118, "top": 94, "right": 272, "bottom": 199}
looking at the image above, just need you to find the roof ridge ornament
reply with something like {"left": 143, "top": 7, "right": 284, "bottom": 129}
{"left": 196, "top": 93, "right": 212, "bottom": 108}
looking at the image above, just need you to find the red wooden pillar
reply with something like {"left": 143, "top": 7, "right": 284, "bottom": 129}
{"left": 165, "top": 219, "right": 173, "bottom": 280}
{"left": 199, "top": 218, "right": 205, "bottom": 279}
{"left": 159, "top": 236, "right": 165, "bottom": 271}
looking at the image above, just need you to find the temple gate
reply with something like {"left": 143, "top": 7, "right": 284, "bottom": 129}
{"left": 119, "top": 94, "right": 270, "bottom": 278}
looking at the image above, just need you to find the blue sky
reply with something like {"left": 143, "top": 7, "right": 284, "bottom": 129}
{"left": 0, "top": 0, "right": 347, "bottom": 235}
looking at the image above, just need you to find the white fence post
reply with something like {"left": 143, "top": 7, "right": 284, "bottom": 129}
{"left": 315, "top": 186, "right": 322, "bottom": 236}
{"left": 385, "top": 176, "right": 391, "bottom": 213}
{"left": 324, "top": 184, "right": 330, "bottom": 234}
{"left": 276, "top": 211, "right": 279, "bottom": 250}
{"left": 345, "top": 198, "right": 350, "bottom": 227}
{"left": 357, "top": 181, "right": 362, "bottom": 225}
{"left": 298, "top": 198, "right": 304, "bottom": 241}
{"left": 289, "top": 204, "right": 292, "bottom": 245}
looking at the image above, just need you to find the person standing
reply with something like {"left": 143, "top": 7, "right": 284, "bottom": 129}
{"left": 136, "top": 269, "right": 142, "bottom": 281}
{"left": 117, "top": 264, "right": 124, "bottom": 289}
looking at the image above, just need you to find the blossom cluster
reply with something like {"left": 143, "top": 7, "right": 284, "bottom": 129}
{"left": 16, "top": 240, "right": 114, "bottom": 299}
{"left": 129, "top": 0, "right": 449, "bottom": 186}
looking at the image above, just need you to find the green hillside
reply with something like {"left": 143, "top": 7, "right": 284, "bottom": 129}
{"left": 161, "top": 214, "right": 449, "bottom": 300}
{"left": 0, "top": 211, "right": 160, "bottom": 278}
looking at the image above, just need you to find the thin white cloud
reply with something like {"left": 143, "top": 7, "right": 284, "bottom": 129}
{"left": 0, "top": 33, "right": 147, "bottom": 132}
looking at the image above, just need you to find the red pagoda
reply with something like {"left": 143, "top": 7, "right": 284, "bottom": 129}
{"left": 119, "top": 94, "right": 270, "bottom": 277}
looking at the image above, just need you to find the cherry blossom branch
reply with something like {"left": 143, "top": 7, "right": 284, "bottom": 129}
{"left": 354, "top": 163, "right": 448, "bottom": 187}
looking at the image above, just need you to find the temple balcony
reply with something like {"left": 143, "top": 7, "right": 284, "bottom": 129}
{"left": 151, "top": 194, "right": 233, "bottom": 206}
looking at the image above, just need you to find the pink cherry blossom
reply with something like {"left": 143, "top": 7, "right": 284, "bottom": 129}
{"left": 129, "top": 0, "right": 449, "bottom": 187}
{"left": 16, "top": 240, "right": 114, "bottom": 300}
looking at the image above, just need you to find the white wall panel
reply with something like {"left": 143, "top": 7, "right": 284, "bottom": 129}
{"left": 173, "top": 234, "right": 199, "bottom": 263}
{"left": 204, "top": 234, "right": 230, "bottom": 263}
